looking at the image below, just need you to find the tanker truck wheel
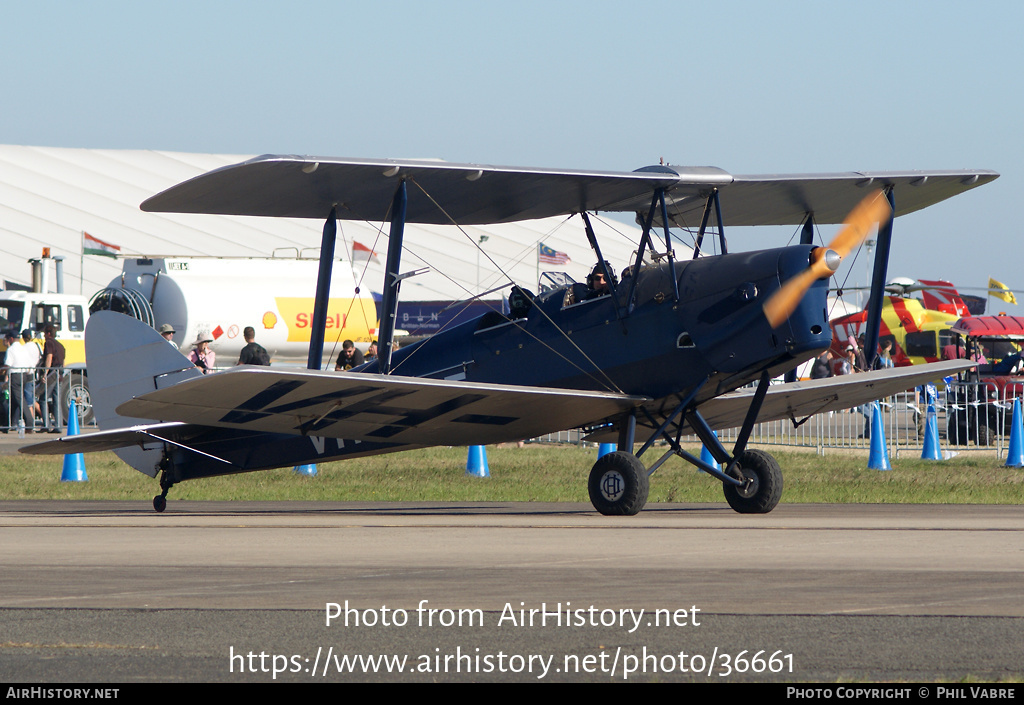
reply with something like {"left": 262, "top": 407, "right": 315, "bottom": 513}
{"left": 60, "top": 372, "right": 95, "bottom": 427}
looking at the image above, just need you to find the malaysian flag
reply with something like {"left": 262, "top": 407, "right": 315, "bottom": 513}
{"left": 538, "top": 243, "right": 570, "bottom": 266}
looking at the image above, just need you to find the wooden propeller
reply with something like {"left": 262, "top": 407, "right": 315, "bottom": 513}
{"left": 762, "top": 189, "right": 891, "bottom": 328}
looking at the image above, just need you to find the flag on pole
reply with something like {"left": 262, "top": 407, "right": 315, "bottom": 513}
{"left": 988, "top": 277, "right": 1018, "bottom": 305}
{"left": 538, "top": 243, "right": 570, "bottom": 265}
{"left": 353, "top": 241, "right": 380, "bottom": 264}
{"left": 82, "top": 232, "right": 120, "bottom": 258}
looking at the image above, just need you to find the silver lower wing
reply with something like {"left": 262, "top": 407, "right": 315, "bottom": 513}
{"left": 586, "top": 360, "right": 973, "bottom": 443}
{"left": 115, "top": 367, "right": 649, "bottom": 447}
{"left": 21, "top": 422, "right": 194, "bottom": 455}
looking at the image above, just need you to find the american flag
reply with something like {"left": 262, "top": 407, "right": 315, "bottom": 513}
{"left": 538, "top": 243, "right": 570, "bottom": 265}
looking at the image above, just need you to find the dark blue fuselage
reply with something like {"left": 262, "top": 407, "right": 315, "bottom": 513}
{"left": 366, "top": 245, "right": 831, "bottom": 405}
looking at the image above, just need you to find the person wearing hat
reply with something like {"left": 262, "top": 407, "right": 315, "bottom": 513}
{"left": 188, "top": 331, "right": 216, "bottom": 374}
{"left": 158, "top": 323, "right": 177, "bottom": 347}
{"left": 835, "top": 345, "right": 855, "bottom": 376}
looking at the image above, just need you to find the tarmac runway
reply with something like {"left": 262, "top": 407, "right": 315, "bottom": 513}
{"left": 1, "top": 500, "right": 1022, "bottom": 683}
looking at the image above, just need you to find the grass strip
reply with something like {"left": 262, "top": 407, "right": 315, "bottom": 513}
{"left": 2, "top": 444, "right": 1022, "bottom": 505}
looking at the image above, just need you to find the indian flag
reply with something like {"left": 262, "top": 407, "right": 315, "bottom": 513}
{"left": 353, "top": 241, "right": 380, "bottom": 264}
{"left": 83, "top": 231, "right": 121, "bottom": 258}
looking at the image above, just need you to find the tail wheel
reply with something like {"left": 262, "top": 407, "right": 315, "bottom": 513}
{"left": 588, "top": 451, "right": 649, "bottom": 516}
{"left": 723, "top": 449, "right": 783, "bottom": 514}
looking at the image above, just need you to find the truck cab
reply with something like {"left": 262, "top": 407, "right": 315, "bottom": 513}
{"left": 0, "top": 291, "right": 89, "bottom": 364}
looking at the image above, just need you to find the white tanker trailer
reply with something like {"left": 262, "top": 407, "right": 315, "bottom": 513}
{"left": 2, "top": 253, "right": 378, "bottom": 427}
{"left": 97, "top": 256, "right": 379, "bottom": 365}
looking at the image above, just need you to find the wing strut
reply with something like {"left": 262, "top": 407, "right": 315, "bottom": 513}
{"left": 658, "top": 190, "right": 681, "bottom": 303}
{"left": 863, "top": 187, "right": 895, "bottom": 369}
{"left": 308, "top": 206, "right": 338, "bottom": 371}
{"left": 690, "top": 189, "right": 728, "bottom": 259}
{"left": 784, "top": 214, "right": 817, "bottom": 384}
{"left": 625, "top": 189, "right": 663, "bottom": 313}
{"left": 377, "top": 180, "right": 408, "bottom": 375}
{"left": 580, "top": 211, "right": 624, "bottom": 325}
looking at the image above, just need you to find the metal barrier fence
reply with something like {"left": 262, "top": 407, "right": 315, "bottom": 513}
{"left": 2, "top": 366, "right": 93, "bottom": 434}
{"left": 534, "top": 382, "right": 1023, "bottom": 459}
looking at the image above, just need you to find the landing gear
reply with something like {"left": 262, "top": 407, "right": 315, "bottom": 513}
{"left": 587, "top": 371, "right": 783, "bottom": 516}
{"left": 588, "top": 451, "right": 649, "bottom": 516}
{"left": 722, "top": 449, "right": 783, "bottom": 514}
{"left": 153, "top": 461, "right": 174, "bottom": 513}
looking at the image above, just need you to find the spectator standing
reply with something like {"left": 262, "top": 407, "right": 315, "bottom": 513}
{"left": 237, "top": 326, "right": 271, "bottom": 365}
{"left": 6, "top": 330, "right": 41, "bottom": 432}
{"left": 188, "top": 332, "right": 216, "bottom": 374}
{"left": 40, "top": 325, "right": 66, "bottom": 432}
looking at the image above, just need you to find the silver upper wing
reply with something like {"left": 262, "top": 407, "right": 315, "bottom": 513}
{"left": 666, "top": 171, "right": 999, "bottom": 227}
{"left": 141, "top": 155, "right": 997, "bottom": 226}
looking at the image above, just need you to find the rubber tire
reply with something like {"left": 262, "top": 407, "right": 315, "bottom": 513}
{"left": 588, "top": 451, "right": 649, "bottom": 516}
{"left": 974, "top": 421, "right": 993, "bottom": 447}
{"left": 61, "top": 374, "right": 95, "bottom": 426}
{"left": 153, "top": 495, "right": 166, "bottom": 513}
{"left": 947, "top": 412, "right": 967, "bottom": 445}
{"left": 723, "top": 449, "right": 783, "bottom": 514}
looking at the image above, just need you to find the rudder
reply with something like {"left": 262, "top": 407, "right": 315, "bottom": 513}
{"left": 85, "top": 311, "right": 203, "bottom": 476}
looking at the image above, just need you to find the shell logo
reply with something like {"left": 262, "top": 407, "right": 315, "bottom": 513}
{"left": 262, "top": 311, "right": 278, "bottom": 329}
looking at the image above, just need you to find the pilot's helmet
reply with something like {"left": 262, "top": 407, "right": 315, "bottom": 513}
{"left": 508, "top": 286, "right": 534, "bottom": 319}
{"left": 587, "top": 262, "right": 617, "bottom": 289}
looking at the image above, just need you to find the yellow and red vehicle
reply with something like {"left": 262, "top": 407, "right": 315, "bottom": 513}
{"left": 830, "top": 297, "right": 960, "bottom": 367}
{"left": 828, "top": 279, "right": 973, "bottom": 368}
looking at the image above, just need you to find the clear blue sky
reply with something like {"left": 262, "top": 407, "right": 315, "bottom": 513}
{"left": 4, "top": 0, "right": 1021, "bottom": 312}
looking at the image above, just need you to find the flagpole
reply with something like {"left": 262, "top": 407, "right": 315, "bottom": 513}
{"left": 536, "top": 244, "right": 540, "bottom": 291}
{"left": 80, "top": 231, "right": 84, "bottom": 295}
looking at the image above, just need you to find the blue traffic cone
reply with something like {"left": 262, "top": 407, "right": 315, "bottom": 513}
{"left": 867, "top": 401, "right": 891, "bottom": 471}
{"left": 293, "top": 463, "right": 317, "bottom": 476}
{"left": 921, "top": 399, "right": 942, "bottom": 461}
{"left": 1005, "top": 398, "right": 1023, "bottom": 468}
{"left": 60, "top": 400, "right": 87, "bottom": 482}
{"left": 597, "top": 443, "right": 617, "bottom": 459}
{"left": 466, "top": 445, "right": 490, "bottom": 477}
{"left": 700, "top": 431, "right": 720, "bottom": 472}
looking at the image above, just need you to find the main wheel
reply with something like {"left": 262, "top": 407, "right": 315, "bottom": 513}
{"left": 588, "top": 451, "right": 649, "bottom": 516}
{"left": 153, "top": 495, "right": 167, "bottom": 513}
{"left": 723, "top": 449, "right": 783, "bottom": 514}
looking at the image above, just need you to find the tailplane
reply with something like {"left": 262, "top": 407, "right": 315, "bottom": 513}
{"left": 85, "top": 311, "right": 202, "bottom": 476}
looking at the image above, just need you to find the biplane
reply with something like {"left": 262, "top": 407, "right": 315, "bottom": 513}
{"left": 23, "top": 156, "right": 997, "bottom": 514}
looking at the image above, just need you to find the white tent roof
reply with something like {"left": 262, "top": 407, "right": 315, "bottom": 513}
{"left": 0, "top": 145, "right": 667, "bottom": 301}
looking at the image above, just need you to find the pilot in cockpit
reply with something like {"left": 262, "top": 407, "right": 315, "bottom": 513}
{"left": 584, "top": 261, "right": 617, "bottom": 300}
